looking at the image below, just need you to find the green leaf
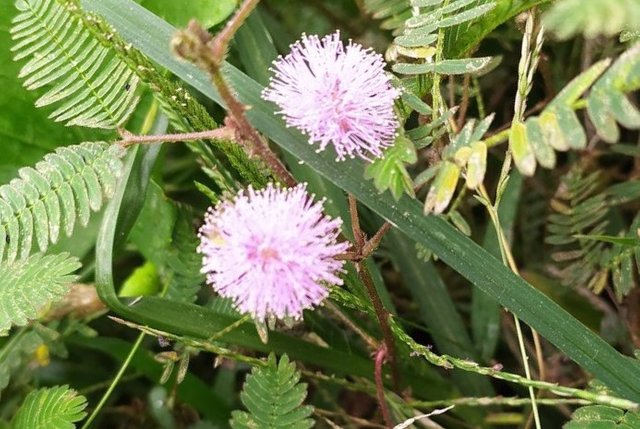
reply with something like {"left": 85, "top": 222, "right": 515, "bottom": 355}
{"left": 84, "top": 0, "right": 640, "bottom": 402}
{"left": 445, "top": 0, "right": 550, "bottom": 58}
{"left": 12, "top": 385, "right": 87, "bottom": 429}
{"left": 0, "top": 4, "right": 102, "bottom": 183}
{"left": 119, "top": 260, "right": 161, "bottom": 297}
{"left": 129, "top": 181, "right": 204, "bottom": 302}
{"left": 0, "top": 329, "right": 43, "bottom": 396}
{"left": 0, "top": 142, "right": 126, "bottom": 263}
{"left": 588, "top": 43, "right": 640, "bottom": 143}
{"left": 136, "top": 0, "right": 237, "bottom": 29}
{"left": 393, "top": 57, "right": 495, "bottom": 75}
{"left": 564, "top": 405, "right": 640, "bottom": 429}
{"left": 0, "top": 253, "right": 80, "bottom": 332}
{"left": 510, "top": 121, "right": 535, "bottom": 176}
{"left": 67, "top": 334, "right": 232, "bottom": 423}
{"left": 364, "top": 135, "right": 417, "bottom": 200}
{"left": 230, "top": 354, "right": 314, "bottom": 429}
{"left": 12, "top": 0, "right": 140, "bottom": 128}
{"left": 386, "top": 229, "right": 494, "bottom": 397}
{"left": 424, "top": 161, "right": 460, "bottom": 214}
{"left": 544, "top": 0, "right": 640, "bottom": 40}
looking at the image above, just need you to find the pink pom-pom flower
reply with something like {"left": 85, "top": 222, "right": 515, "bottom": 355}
{"left": 198, "top": 183, "right": 349, "bottom": 321}
{"left": 262, "top": 31, "right": 399, "bottom": 161}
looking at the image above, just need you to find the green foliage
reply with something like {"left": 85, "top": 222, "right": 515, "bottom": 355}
{"left": 11, "top": 0, "right": 140, "bottom": 129}
{"left": 129, "top": 181, "right": 204, "bottom": 303}
{"left": 546, "top": 167, "right": 640, "bottom": 300}
{"left": 364, "top": 135, "right": 417, "bottom": 200}
{"left": 363, "top": 0, "right": 411, "bottom": 32}
{"left": 0, "top": 142, "right": 125, "bottom": 263}
{"left": 136, "top": 0, "right": 237, "bottom": 28}
{"left": 391, "top": 0, "right": 497, "bottom": 76}
{"left": 12, "top": 385, "right": 87, "bottom": 429}
{"left": 230, "top": 354, "right": 314, "bottom": 429}
{"left": 0, "top": 4, "right": 100, "bottom": 184}
{"left": 544, "top": 0, "right": 640, "bottom": 40}
{"left": 564, "top": 405, "right": 640, "bottom": 428}
{"left": 90, "top": 0, "right": 640, "bottom": 404}
{"left": 423, "top": 115, "right": 492, "bottom": 214}
{"left": 511, "top": 43, "right": 640, "bottom": 176}
{"left": 0, "top": 330, "right": 43, "bottom": 395}
{"left": 0, "top": 253, "right": 80, "bottom": 332}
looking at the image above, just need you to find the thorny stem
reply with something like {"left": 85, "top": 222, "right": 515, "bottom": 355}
{"left": 361, "top": 223, "right": 392, "bottom": 258}
{"left": 171, "top": 0, "right": 297, "bottom": 188}
{"left": 375, "top": 345, "right": 394, "bottom": 428}
{"left": 348, "top": 195, "right": 400, "bottom": 392}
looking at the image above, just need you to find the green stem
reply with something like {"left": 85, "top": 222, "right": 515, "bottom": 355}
{"left": 484, "top": 129, "right": 511, "bottom": 148}
{"left": 389, "top": 322, "right": 638, "bottom": 411}
{"left": 431, "top": 0, "right": 450, "bottom": 121}
{"left": 478, "top": 184, "right": 542, "bottom": 428}
{"left": 410, "top": 397, "right": 590, "bottom": 409}
{"left": 80, "top": 333, "right": 145, "bottom": 429}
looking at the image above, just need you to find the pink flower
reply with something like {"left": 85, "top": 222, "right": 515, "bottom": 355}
{"left": 198, "top": 183, "right": 349, "bottom": 321}
{"left": 262, "top": 31, "right": 399, "bottom": 161}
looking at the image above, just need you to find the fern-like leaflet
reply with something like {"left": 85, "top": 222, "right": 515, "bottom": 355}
{"left": 230, "top": 354, "right": 314, "bottom": 429}
{"left": 391, "top": 0, "right": 497, "bottom": 76}
{"left": 564, "top": 405, "right": 640, "bottom": 428}
{"left": 0, "top": 253, "right": 80, "bottom": 332}
{"left": 11, "top": 0, "right": 140, "bottom": 128}
{"left": 12, "top": 385, "right": 87, "bottom": 429}
{"left": 0, "top": 142, "right": 126, "bottom": 263}
{"left": 546, "top": 166, "right": 640, "bottom": 299}
{"left": 0, "top": 330, "right": 43, "bottom": 395}
{"left": 512, "top": 43, "right": 640, "bottom": 176}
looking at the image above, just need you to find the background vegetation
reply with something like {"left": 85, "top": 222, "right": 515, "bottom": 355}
{"left": 1, "top": 0, "right": 640, "bottom": 428}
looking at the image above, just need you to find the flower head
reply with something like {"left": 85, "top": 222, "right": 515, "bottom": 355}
{"left": 262, "top": 31, "right": 399, "bottom": 161}
{"left": 198, "top": 183, "right": 349, "bottom": 321}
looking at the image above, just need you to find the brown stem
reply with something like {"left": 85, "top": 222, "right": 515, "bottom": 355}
{"left": 349, "top": 194, "right": 366, "bottom": 250}
{"left": 210, "top": 71, "right": 297, "bottom": 187}
{"left": 361, "top": 223, "right": 391, "bottom": 259}
{"left": 375, "top": 345, "right": 394, "bottom": 428}
{"left": 171, "top": 1, "right": 297, "bottom": 188}
{"left": 348, "top": 195, "right": 400, "bottom": 391}
{"left": 211, "top": 0, "right": 260, "bottom": 64}
{"left": 117, "top": 128, "right": 234, "bottom": 147}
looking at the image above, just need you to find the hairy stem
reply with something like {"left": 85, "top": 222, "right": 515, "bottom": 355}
{"left": 348, "top": 195, "right": 400, "bottom": 391}
{"left": 118, "top": 128, "right": 235, "bottom": 146}
{"left": 375, "top": 345, "right": 394, "bottom": 428}
{"left": 171, "top": 0, "right": 297, "bottom": 188}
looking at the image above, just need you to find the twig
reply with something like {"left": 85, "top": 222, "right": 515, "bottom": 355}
{"left": 375, "top": 345, "right": 394, "bottom": 428}
{"left": 117, "top": 128, "right": 235, "bottom": 147}
{"left": 325, "top": 301, "right": 379, "bottom": 350}
{"left": 171, "top": 1, "right": 297, "bottom": 187}
{"left": 361, "top": 223, "right": 392, "bottom": 259}
{"left": 348, "top": 195, "right": 400, "bottom": 391}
